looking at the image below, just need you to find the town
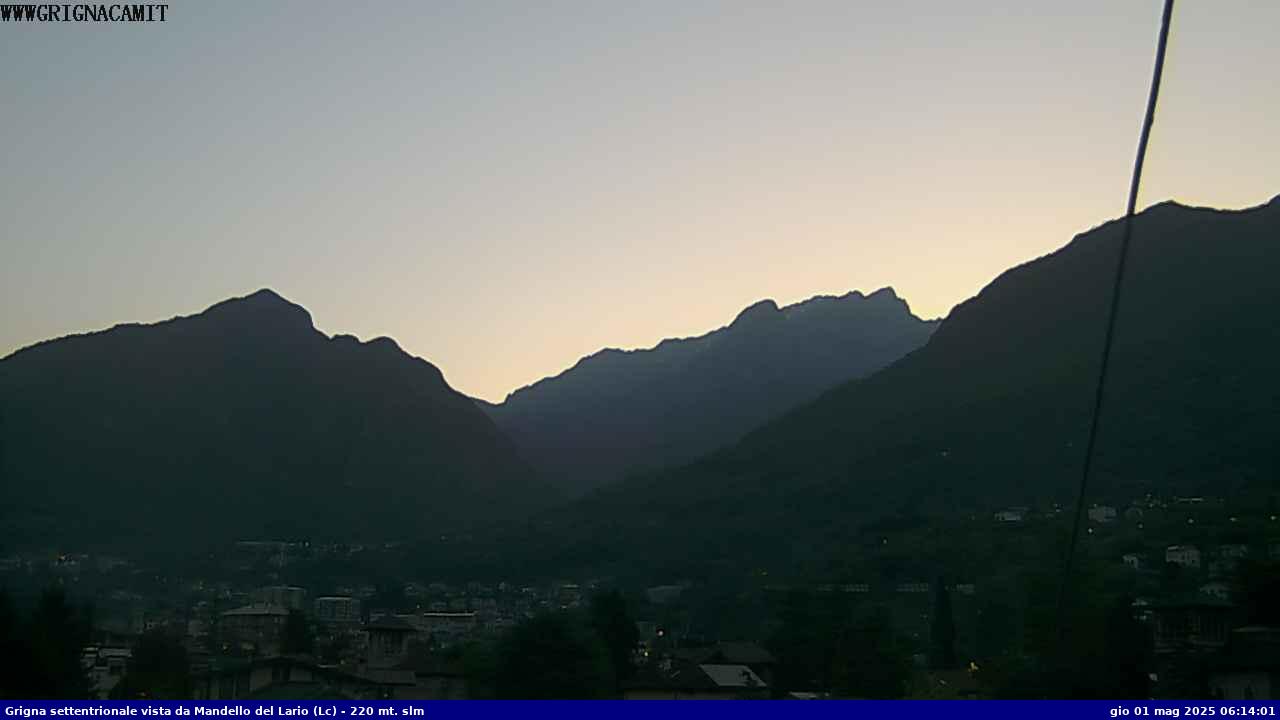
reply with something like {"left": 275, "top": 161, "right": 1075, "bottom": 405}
{"left": 4, "top": 491, "right": 1277, "bottom": 700}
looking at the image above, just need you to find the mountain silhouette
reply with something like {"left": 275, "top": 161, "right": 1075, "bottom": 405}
{"left": 482, "top": 288, "right": 939, "bottom": 495}
{"left": 0, "top": 289, "right": 553, "bottom": 551}
{"left": 475, "top": 196, "right": 1280, "bottom": 580}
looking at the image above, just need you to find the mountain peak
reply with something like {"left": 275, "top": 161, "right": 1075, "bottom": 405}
{"left": 486, "top": 286, "right": 938, "bottom": 496}
{"left": 201, "top": 288, "right": 314, "bottom": 331}
{"left": 732, "top": 298, "right": 781, "bottom": 326}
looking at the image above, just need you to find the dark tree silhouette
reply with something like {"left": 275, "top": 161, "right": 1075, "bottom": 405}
{"left": 929, "top": 579, "right": 957, "bottom": 670}
{"left": 588, "top": 591, "right": 639, "bottom": 685}
{"left": 110, "top": 629, "right": 192, "bottom": 699}
{"left": 768, "top": 593, "right": 912, "bottom": 698}
{"left": 281, "top": 609, "right": 314, "bottom": 655}
{"left": 831, "top": 608, "right": 913, "bottom": 699}
{"left": 1093, "top": 596, "right": 1152, "bottom": 699}
{"left": 2, "top": 587, "right": 93, "bottom": 699}
{"left": 493, "top": 613, "right": 613, "bottom": 699}
{"left": 0, "top": 589, "right": 21, "bottom": 699}
{"left": 1234, "top": 558, "right": 1280, "bottom": 626}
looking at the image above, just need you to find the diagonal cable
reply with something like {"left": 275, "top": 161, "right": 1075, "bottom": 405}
{"left": 1055, "top": 0, "right": 1176, "bottom": 655}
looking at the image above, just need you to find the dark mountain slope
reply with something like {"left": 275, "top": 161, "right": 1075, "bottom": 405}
{"left": 484, "top": 289, "right": 938, "bottom": 495}
{"left": 478, "top": 196, "right": 1280, "bottom": 581}
{"left": 0, "top": 290, "right": 553, "bottom": 551}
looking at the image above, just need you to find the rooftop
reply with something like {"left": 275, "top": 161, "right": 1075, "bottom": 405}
{"left": 221, "top": 604, "right": 290, "bottom": 617}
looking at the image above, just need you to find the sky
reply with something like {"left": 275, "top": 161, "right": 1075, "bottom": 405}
{"left": 2, "top": 1, "right": 1277, "bottom": 402}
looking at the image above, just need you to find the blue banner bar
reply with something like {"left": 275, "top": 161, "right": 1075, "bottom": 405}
{"left": 1, "top": 701, "right": 1277, "bottom": 720}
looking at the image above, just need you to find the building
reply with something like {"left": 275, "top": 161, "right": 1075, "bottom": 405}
{"left": 624, "top": 662, "right": 768, "bottom": 700}
{"left": 314, "top": 596, "right": 361, "bottom": 625}
{"left": 1218, "top": 544, "right": 1250, "bottom": 559}
{"left": 1152, "top": 598, "right": 1232, "bottom": 653}
{"left": 81, "top": 646, "right": 131, "bottom": 699}
{"left": 219, "top": 605, "right": 289, "bottom": 655}
{"left": 194, "top": 656, "right": 385, "bottom": 700}
{"left": 1166, "top": 545, "right": 1202, "bottom": 569}
{"left": 365, "top": 615, "right": 417, "bottom": 669}
{"left": 1087, "top": 505, "right": 1117, "bottom": 523}
{"left": 556, "top": 583, "right": 582, "bottom": 609}
{"left": 1199, "top": 582, "right": 1231, "bottom": 601}
{"left": 646, "top": 585, "right": 685, "bottom": 604}
{"left": 685, "top": 642, "right": 777, "bottom": 688}
{"left": 1208, "top": 627, "right": 1280, "bottom": 700}
{"left": 994, "top": 508, "right": 1027, "bottom": 523}
{"left": 419, "top": 611, "right": 477, "bottom": 645}
{"left": 252, "top": 586, "right": 307, "bottom": 611}
{"left": 1132, "top": 597, "right": 1153, "bottom": 623}
{"left": 194, "top": 651, "right": 472, "bottom": 700}
{"left": 1122, "top": 553, "right": 1143, "bottom": 571}
{"left": 381, "top": 649, "right": 469, "bottom": 699}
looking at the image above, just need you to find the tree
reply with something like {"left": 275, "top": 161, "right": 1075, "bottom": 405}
{"left": 768, "top": 593, "right": 912, "bottom": 698}
{"left": 110, "top": 629, "right": 192, "bottom": 699}
{"left": 1093, "top": 596, "right": 1152, "bottom": 699}
{"left": 16, "top": 587, "right": 94, "bottom": 699}
{"left": 831, "top": 607, "right": 914, "bottom": 699}
{"left": 929, "top": 579, "right": 957, "bottom": 670}
{"left": 767, "top": 590, "right": 846, "bottom": 693}
{"left": 1234, "top": 558, "right": 1280, "bottom": 626}
{"left": 493, "top": 612, "right": 613, "bottom": 699}
{"left": 281, "top": 609, "right": 314, "bottom": 655}
{"left": 459, "top": 639, "right": 500, "bottom": 699}
{"left": 0, "top": 589, "right": 22, "bottom": 699}
{"left": 998, "top": 558, "right": 1151, "bottom": 699}
{"left": 588, "top": 591, "right": 639, "bottom": 686}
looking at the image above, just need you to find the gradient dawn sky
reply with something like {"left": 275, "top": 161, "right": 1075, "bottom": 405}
{"left": 2, "top": 1, "right": 1276, "bottom": 402}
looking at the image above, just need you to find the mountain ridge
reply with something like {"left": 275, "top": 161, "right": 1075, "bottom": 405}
{"left": 483, "top": 286, "right": 940, "bottom": 495}
{"left": 0, "top": 288, "right": 554, "bottom": 552}
{"left": 455, "top": 194, "right": 1280, "bottom": 583}
{"left": 493, "top": 286, "right": 925, "bottom": 405}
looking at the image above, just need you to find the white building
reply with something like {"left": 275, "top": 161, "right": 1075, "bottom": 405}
{"left": 1166, "top": 545, "right": 1202, "bottom": 569}
{"left": 1087, "top": 505, "right": 1117, "bottom": 523}
{"left": 1199, "top": 582, "right": 1231, "bottom": 601}
{"left": 994, "top": 508, "right": 1027, "bottom": 523}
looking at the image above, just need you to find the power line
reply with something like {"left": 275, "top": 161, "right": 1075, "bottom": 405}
{"left": 1055, "top": 0, "right": 1176, "bottom": 654}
